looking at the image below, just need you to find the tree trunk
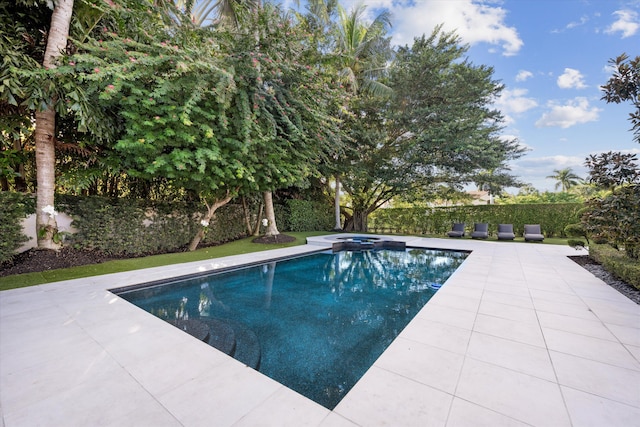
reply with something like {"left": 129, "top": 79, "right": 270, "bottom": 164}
{"left": 333, "top": 175, "right": 342, "bottom": 230}
{"left": 35, "top": 109, "right": 61, "bottom": 250}
{"left": 263, "top": 190, "right": 279, "bottom": 236}
{"left": 188, "top": 192, "right": 235, "bottom": 251}
{"left": 252, "top": 203, "right": 264, "bottom": 236}
{"left": 350, "top": 208, "right": 369, "bottom": 232}
{"left": 35, "top": 0, "right": 74, "bottom": 250}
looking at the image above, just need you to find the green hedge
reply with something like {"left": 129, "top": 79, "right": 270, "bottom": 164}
{"left": 56, "top": 195, "right": 249, "bottom": 256}
{"left": 589, "top": 243, "right": 640, "bottom": 290}
{"left": 370, "top": 203, "right": 583, "bottom": 237}
{"left": 285, "top": 199, "right": 333, "bottom": 232}
{"left": 0, "top": 192, "right": 34, "bottom": 264}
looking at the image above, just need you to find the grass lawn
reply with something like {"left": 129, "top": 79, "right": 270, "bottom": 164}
{"left": 0, "top": 231, "right": 571, "bottom": 292}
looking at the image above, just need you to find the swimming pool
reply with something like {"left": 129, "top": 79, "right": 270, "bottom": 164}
{"left": 116, "top": 247, "right": 468, "bottom": 409}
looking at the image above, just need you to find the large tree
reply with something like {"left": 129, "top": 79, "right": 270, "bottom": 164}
{"left": 341, "top": 28, "right": 524, "bottom": 231}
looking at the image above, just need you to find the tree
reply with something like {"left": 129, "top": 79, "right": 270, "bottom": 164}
{"left": 33, "top": 0, "right": 74, "bottom": 250}
{"left": 329, "top": 3, "right": 392, "bottom": 230}
{"left": 601, "top": 54, "right": 640, "bottom": 144}
{"left": 546, "top": 168, "right": 583, "bottom": 192}
{"left": 582, "top": 151, "right": 640, "bottom": 259}
{"left": 340, "top": 28, "right": 524, "bottom": 231}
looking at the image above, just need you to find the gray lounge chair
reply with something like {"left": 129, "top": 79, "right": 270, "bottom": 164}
{"left": 497, "top": 224, "right": 515, "bottom": 240}
{"left": 524, "top": 224, "right": 544, "bottom": 242}
{"left": 447, "top": 223, "right": 465, "bottom": 238}
{"left": 471, "top": 223, "right": 489, "bottom": 239}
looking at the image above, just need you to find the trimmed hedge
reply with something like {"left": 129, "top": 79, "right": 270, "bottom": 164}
{"left": 370, "top": 203, "right": 583, "bottom": 237}
{"left": 285, "top": 199, "right": 333, "bottom": 232}
{"left": 2, "top": 193, "right": 333, "bottom": 260}
{"left": 0, "top": 192, "right": 34, "bottom": 264}
{"left": 56, "top": 195, "right": 248, "bottom": 256}
{"left": 589, "top": 243, "right": 640, "bottom": 290}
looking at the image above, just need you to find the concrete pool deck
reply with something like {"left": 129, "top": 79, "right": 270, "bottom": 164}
{"left": 1, "top": 235, "right": 639, "bottom": 426}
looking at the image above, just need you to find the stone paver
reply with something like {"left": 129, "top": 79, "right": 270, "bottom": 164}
{"left": 1, "top": 235, "right": 639, "bottom": 426}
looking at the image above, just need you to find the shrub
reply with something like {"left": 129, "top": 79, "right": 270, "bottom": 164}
{"left": 286, "top": 199, "right": 333, "bottom": 232}
{"left": 369, "top": 203, "right": 583, "bottom": 237}
{"left": 0, "top": 192, "right": 33, "bottom": 264}
{"left": 589, "top": 243, "right": 640, "bottom": 289}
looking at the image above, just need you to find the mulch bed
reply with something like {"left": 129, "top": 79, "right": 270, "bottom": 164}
{"left": 252, "top": 234, "right": 296, "bottom": 244}
{"left": 0, "top": 247, "right": 123, "bottom": 277}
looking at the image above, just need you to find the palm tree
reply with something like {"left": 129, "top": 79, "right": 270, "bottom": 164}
{"left": 329, "top": 4, "right": 393, "bottom": 229}
{"left": 546, "top": 168, "right": 583, "bottom": 192}
{"left": 34, "top": 0, "right": 74, "bottom": 250}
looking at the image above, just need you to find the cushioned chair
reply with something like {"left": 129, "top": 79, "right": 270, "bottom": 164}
{"left": 447, "top": 222, "right": 465, "bottom": 238}
{"left": 471, "top": 223, "right": 489, "bottom": 239}
{"left": 497, "top": 224, "right": 515, "bottom": 240}
{"left": 524, "top": 224, "right": 544, "bottom": 242}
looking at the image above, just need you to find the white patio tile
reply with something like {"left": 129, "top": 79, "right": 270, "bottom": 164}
{"left": 561, "top": 386, "right": 640, "bottom": 427}
{"left": 3, "top": 366, "right": 164, "bottom": 427}
{"left": 550, "top": 351, "right": 640, "bottom": 408}
{"left": 480, "top": 290, "right": 534, "bottom": 310}
{"left": 157, "top": 362, "right": 282, "bottom": 426}
{"left": 532, "top": 298, "right": 598, "bottom": 320}
{"left": 417, "top": 304, "right": 477, "bottom": 331}
{"left": 626, "top": 344, "right": 640, "bottom": 362}
{"left": 473, "top": 313, "right": 545, "bottom": 347}
{"left": 401, "top": 316, "right": 472, "bottom": 355}
{"left": 446, "top": 398, "right": 530, "bottom": 427}
{"left": 233, "top": 386, "right": 329, "bottom": 427}
{"left": 466, "top": 332, "right": 555, "bottom": 381}
{"left": 334, "top": 366, "right": 453, "bottom": 427}
{"left": 375, "top": 337, "right": 465, "bottom": 394}
{"left": 477, "top": 300, "right": 538, "bottom": 324}
{"left": 529, "top": 288, "right": 584, "bottom": 305}
{"left": 455, "top": 358, "right": 571, "bottom": 426}
{"left": 544, "top": 328, "right": 640, "bottom": 370}
{"left": 537, "top": 311, "right": 618, "bottom": 341}
{"left": 483, "top": 283, "right": 530, "bottom": 298}
{"left": 317, "top": 413, "right": 360, "bottom": 427}
{"left": 606, "top": 323, "right": 640, "bottom": 347}
{"left": 428, "top": 292, "right": 481, "bottom": 313}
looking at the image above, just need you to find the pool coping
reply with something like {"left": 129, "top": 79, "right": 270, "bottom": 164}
{"left": 2, "top": 235, "right": 639, "bottom": 426}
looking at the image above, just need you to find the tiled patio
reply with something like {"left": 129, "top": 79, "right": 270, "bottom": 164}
{"left": 1, "top": 236, "right": 639, "bottom": 426}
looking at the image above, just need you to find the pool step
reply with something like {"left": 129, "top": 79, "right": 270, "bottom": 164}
{"left": 201, "top": 318, "right": 261, "bottom": 370}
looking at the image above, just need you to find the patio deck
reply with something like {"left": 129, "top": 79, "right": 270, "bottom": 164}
{"left": 1, "top": 236, "right": 639, "bottom": 426}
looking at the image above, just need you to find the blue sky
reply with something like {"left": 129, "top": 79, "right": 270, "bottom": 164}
{"left": 286, "top": 0, "right": 640, "bottom": 191}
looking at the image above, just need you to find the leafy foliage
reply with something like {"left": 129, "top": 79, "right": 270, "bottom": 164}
{"left": 581, "top": 151, "right": 640, "bottom": 260}
{"left": 0, "top": 192, "right": 33, "bottom": 264}
{"left": 601, "top": 54, "right": 640, "bottom": 143}
{"left": 589, "top": 243, "right": 640, "bottom": 289}
{"left": 370, "top": 203, "right": 582, "bottom": 238}
{"left": 339, "top": 27, "right": 525, "bottom": 231}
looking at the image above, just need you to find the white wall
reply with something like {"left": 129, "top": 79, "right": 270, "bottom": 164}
{"left": 18, "top": 213, "right": 77, "bottom": 253}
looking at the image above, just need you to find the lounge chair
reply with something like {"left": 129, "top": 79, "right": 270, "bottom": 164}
{"left": 447, "top": 222, "right": 465, "bottom": 238}
{"left": 524, "top": 224, "right": 544, "bottom": 242}
{"left": 471, "top": 223, "right": 489, "bottom": 239}
{"left": 497, "top": 224, "right": 515, "bottom": 240}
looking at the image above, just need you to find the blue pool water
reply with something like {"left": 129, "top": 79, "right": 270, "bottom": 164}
{"left": 117, "top": 248, "right": 468, "bottom": 409}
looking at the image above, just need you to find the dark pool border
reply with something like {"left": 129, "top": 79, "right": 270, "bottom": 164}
{"left": 110, "top": 245, "right": 471, "bottom": 296}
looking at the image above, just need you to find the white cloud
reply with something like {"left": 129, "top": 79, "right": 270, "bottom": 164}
{"left": 347, "top": 0, "right": 523, "bottom": 56}
{"left": 605, "top": 9, "right": 640, "bottom": 38}
{"left": 566, "top": 15, "right": 589, "bottom": 29}
{"left": 557, "top": 68, "right": 587, "bottom": 89}
{"left": 515, "top": 70, "right": 533, "bottom": 82}
{"left": 496, "top": 88, "right": 538, "bottom": 119}
{"left": 535, "top": 97, "right": 601, "bottom": 128}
